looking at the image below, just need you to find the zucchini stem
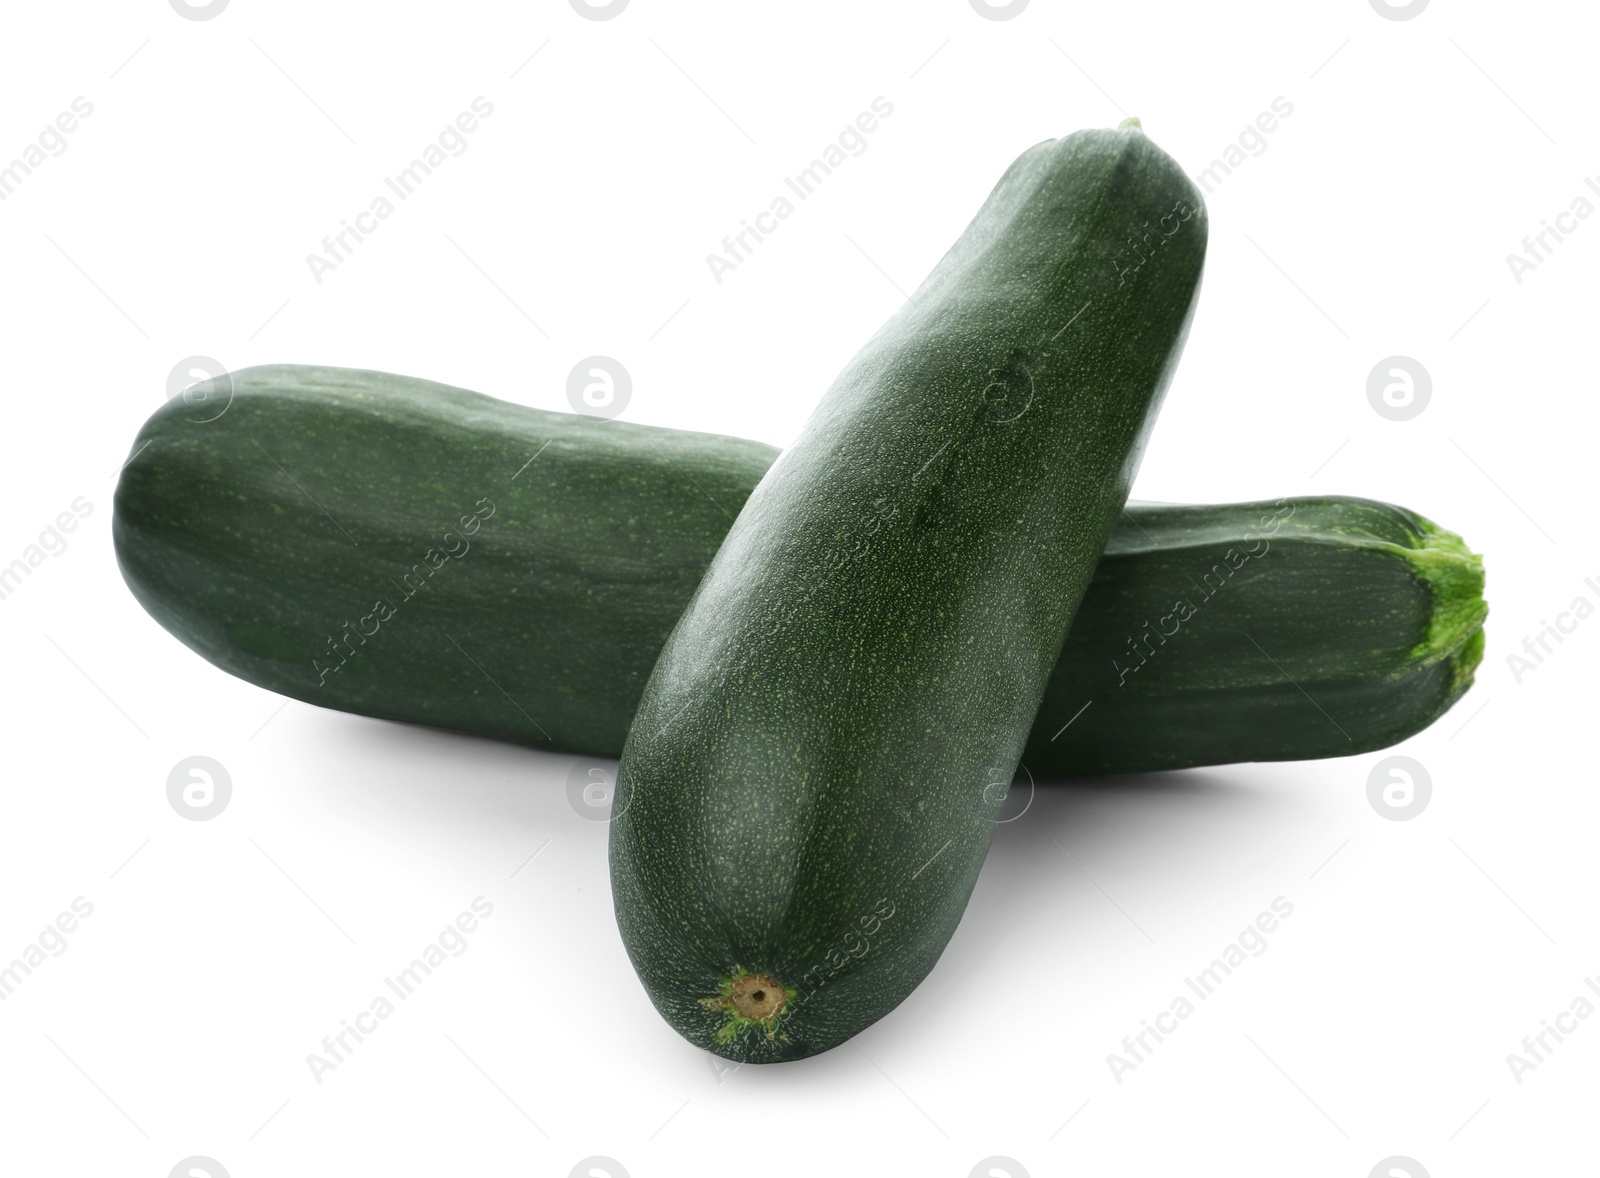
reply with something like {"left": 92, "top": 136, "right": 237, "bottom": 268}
{"left": 698, "top": 970, "right": 797, "bottom": 1043}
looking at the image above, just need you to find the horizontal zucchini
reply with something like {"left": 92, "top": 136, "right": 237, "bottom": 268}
{"left": 113, "top": 366, "right": 1485, "bottom": 775}
{"left": 114, "top": 364, "right": 775, "bottom": 759}
{"left": 1036, "top": 495, "right": 1486, "bottom": 774}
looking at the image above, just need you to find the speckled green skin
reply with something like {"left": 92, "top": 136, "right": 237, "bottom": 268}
{"left": 114, "top": 375, "right": 1484, "bottom": 771}
{"left": 1036, "top": 496, "right": 1486, "bottom": 774}
{"left": 609, "top": 125, "right": 1210, "bottom": 1061}
{"left": 113, "top": 364, "right": 776, "bottom": 753}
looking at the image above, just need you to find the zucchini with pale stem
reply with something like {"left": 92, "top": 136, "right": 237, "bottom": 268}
{"left": 610, "top": 119, "right": 1210, "bottom": 1061}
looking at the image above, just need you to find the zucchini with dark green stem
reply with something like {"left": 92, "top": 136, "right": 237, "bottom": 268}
{"left": 114, "top": 368, "right": 1485, "bottom": 777}
{"left": 1034, "top": 496, "right": 1485, "bottom": 774}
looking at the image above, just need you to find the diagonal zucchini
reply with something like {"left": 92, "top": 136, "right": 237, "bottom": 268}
{"left": 609, "top": 120, "right": 1210, "bottom": 1061}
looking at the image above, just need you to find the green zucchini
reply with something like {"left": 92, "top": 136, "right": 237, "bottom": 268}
{"left": 114, "top": 364, "right": 777, "bottom": 758}
{"left": 1037, "top": 497, "right": 1485, "bottom": 774}
{"left": 609, "top": 122, "right": 1210, "bottom": 1061}
{"left": 114, "top": 368, "right": 1485, "bottom": 775}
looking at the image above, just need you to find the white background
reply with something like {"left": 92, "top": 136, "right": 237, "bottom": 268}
{"left": 0, "top": 1, "right": 1594, "bottom": 1175}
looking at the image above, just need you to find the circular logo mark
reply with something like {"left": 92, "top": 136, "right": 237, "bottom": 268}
{"left": 982, "top": 763, "right": 1035, "bottom": 824}
{"left": 567, "top": 761, "right": 628, "bottom": 822}
{"left": 970, "top": 1158, "right": 1030, "bottom": 1178}
{"left": 569, "top": 1158, "right": 629, "bottom": 1178}
{"left": 1367, "top": 756, "right": 1431, "bottom": 822}
{"left": 968, "top": 0, "right": 1029, "bottom": 20}
{"left": 166, "top": 356, "right": 233, "bottom": 423}
{"left": 169, "top": 0, "right": 229, "bottom": 20}
{"left": 167, "top": 757, "right": 232, "bottom": 822}
{"left": 568, "top": 0, "right": 629, "bottom": 20}
{"left": 566, "top": 356, "right": 631, "bottom": 420}
{"left": 170, "top": 1158, "right": 230, "bottom": 1178}
{"left": 1366, "top": 355, "right": 1430, "bottom": 421}
{"left": 1368, "top": 0, "right": 1428, "bottom": 20}
{"left": 1369, "top": 1158, "right": 1430, "bottom": 1178}
{"left": 981, "top": 364, "right": 1034, "bottom": 423}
